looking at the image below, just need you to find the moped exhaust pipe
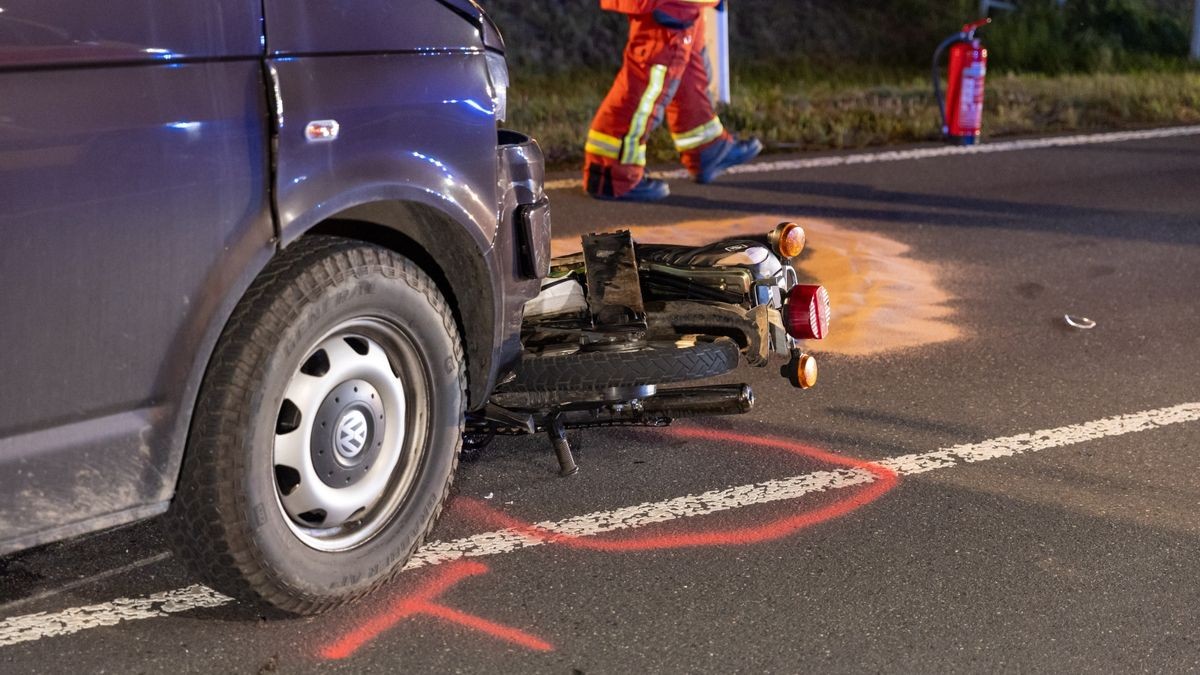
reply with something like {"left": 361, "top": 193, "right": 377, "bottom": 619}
{"left": 639, "top": 384, "right": 755, "bottom": 418}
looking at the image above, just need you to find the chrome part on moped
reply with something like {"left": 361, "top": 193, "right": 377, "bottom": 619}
{"left": 603, "top": 384, "right": 657, "bottom": 401}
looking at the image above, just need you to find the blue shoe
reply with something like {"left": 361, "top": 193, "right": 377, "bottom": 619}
{"left": 593, "top": 177, "right": 670, "bottom": 202}
{"left": 693, "top": 137, "right": 764, "bottom": 184}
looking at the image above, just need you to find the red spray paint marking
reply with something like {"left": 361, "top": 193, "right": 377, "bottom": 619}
{"left": 457, "top": 427, "right": 898, "bottom": 551}
{"left": 318, "top": 560, "right": 553, "bottom": 660}
{"left": 320, "top": 427, "right": 897, "bottom": 660}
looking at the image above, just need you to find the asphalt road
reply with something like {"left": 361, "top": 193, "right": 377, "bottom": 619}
{"left": 3, "top": 129, "right": 1199, "bottom": 673}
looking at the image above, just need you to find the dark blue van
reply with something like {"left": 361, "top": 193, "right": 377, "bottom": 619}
{"left": 0, "top": 0, "right": 549, "bottom": 613}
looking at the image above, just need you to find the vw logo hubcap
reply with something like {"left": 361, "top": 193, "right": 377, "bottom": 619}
{"left": 336, "top": 409, "right": 369, "bottom": 458}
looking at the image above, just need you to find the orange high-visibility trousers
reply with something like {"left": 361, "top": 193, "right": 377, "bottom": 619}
{"left": 583, "top": 9, "right": 731, "bottom": 198}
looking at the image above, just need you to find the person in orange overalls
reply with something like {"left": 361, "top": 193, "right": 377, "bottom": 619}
{"left": 584, "top": 0, "right": 762, "bottom": 201}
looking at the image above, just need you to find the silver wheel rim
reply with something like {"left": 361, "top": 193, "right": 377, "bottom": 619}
{"left": 272, "top": 318, "right": 429, "bottom": 552}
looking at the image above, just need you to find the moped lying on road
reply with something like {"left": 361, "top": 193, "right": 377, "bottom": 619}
{"left": 468, "top": 222, "right": 831, "bottom": 474}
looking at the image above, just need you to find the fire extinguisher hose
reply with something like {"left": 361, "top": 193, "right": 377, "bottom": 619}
{"left": 931, "top": 33, "right": 965, "bottom": 135}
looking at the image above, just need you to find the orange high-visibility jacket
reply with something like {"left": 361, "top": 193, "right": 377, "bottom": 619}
{"left": 600, "top": 0, "right": 719, "bottom": 14}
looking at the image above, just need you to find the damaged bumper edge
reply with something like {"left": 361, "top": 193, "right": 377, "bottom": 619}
{"left": 498, "top": 129, "right": 551, "bottom": 280}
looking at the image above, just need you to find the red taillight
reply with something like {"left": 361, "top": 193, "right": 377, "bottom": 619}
{"left": 785, "top": 284, "right": 831, "bottom": 340}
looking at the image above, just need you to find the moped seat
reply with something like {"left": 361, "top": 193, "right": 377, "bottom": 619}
{"left": 637, "top": 239, "right": 772, "bottom": 269}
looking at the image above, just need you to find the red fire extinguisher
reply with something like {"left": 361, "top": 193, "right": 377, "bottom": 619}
{"left": 933, "top": 18, "right": 991, "bottom": 145}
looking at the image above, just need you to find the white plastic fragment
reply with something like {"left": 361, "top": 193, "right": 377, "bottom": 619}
{"left": 1064, "top": 314, "right": 1096, "bottom": 329}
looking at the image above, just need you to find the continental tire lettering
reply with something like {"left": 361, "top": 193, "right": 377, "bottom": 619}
{"left": 251, "top": 503, "right": 267, "bottom": 530}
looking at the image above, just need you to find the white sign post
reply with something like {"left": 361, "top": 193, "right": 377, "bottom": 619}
{"left": 705, "top": 5, "right": 732, "bottom": 104}
{"left": 1192, "top": 0, "right": 1200, "bottom": 60}
{"left": 715, "top": 4, "right": 731, "bottom": 104}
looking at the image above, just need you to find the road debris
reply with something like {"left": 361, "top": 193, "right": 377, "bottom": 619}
{"left": 1064, "top": 314, "right": 1097, "bottom": 330}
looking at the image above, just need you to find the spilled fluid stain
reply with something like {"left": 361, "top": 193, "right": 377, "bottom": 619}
{"left": 552, "top": 215, "right": 961, "bottom": 356}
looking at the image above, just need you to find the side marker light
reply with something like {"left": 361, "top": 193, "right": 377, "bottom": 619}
{"left": 305, "top": 119, "right": 340, "bottom": 142}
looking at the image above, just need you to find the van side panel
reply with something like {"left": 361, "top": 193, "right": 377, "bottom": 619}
{"left": 0, "top": 4, "right": 272, "bottom": 554}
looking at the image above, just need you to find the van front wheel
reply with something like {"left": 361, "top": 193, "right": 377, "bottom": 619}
{"left": 168, "top": 236, "right": 465, "bottom": 615}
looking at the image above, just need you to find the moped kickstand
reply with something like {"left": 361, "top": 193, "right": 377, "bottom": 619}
{"left": 547, "top": 414, "right": 579, "bottom": 477}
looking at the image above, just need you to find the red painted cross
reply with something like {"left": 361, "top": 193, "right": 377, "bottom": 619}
{"left": 318, "top": 560, "right": 553, "bottom": 660}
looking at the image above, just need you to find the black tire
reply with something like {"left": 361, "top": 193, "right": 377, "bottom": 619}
{"left": 167, "top": 236, "right": 465, "bottom": 615}
{"left": 502, "top": 338, "right": 739, "bottom": 393}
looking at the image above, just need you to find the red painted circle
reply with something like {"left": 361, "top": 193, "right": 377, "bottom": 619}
{"left": 458, "top": 427, "right": 896, "bottom": 553}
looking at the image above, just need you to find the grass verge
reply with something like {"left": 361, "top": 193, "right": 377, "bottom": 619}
{"left": 508, "top": 69, "right": 1200, "bottom": 171}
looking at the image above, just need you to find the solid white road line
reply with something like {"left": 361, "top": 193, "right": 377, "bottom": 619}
{"left": 0, "top": 552, "right": 173, "bottom": 614}
{"left": 0, "top": 585, "right": 228, "bottom": 648}
{"left": 1, "top": 401, "right": 1198, "bottom": 648}
{"left": 543, "top": 125, "right": 1200, "bottom": 191}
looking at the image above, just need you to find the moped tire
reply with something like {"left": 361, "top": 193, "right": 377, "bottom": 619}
{"left": 501, "top": 338, "right": 739, "bottom": 393}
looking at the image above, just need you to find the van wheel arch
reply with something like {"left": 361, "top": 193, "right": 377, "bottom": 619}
{"left": 305, "top": 202, "right": 497, "bottom": 410}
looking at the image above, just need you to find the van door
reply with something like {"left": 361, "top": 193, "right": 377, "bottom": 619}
{"left": 0, "top": 2, "right": 274, "bottom": 552}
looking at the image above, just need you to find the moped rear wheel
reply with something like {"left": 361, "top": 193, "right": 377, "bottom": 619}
{"left": 500, "top": 338, "right": 739, "bottom": 394}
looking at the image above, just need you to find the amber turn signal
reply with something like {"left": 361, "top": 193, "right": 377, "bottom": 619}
{"left": 768, "top": 222, "right": 806, "bottom": 259}
{"left": 781, "top": 353, "right": 819, "bottom": 389}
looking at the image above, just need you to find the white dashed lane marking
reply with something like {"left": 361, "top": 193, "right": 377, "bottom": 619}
{"left": 2, "top": 401, "right": 1198, "bottom": 648}
{"left": 543, "top": 125, "right": 1200, "bottom": 191}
